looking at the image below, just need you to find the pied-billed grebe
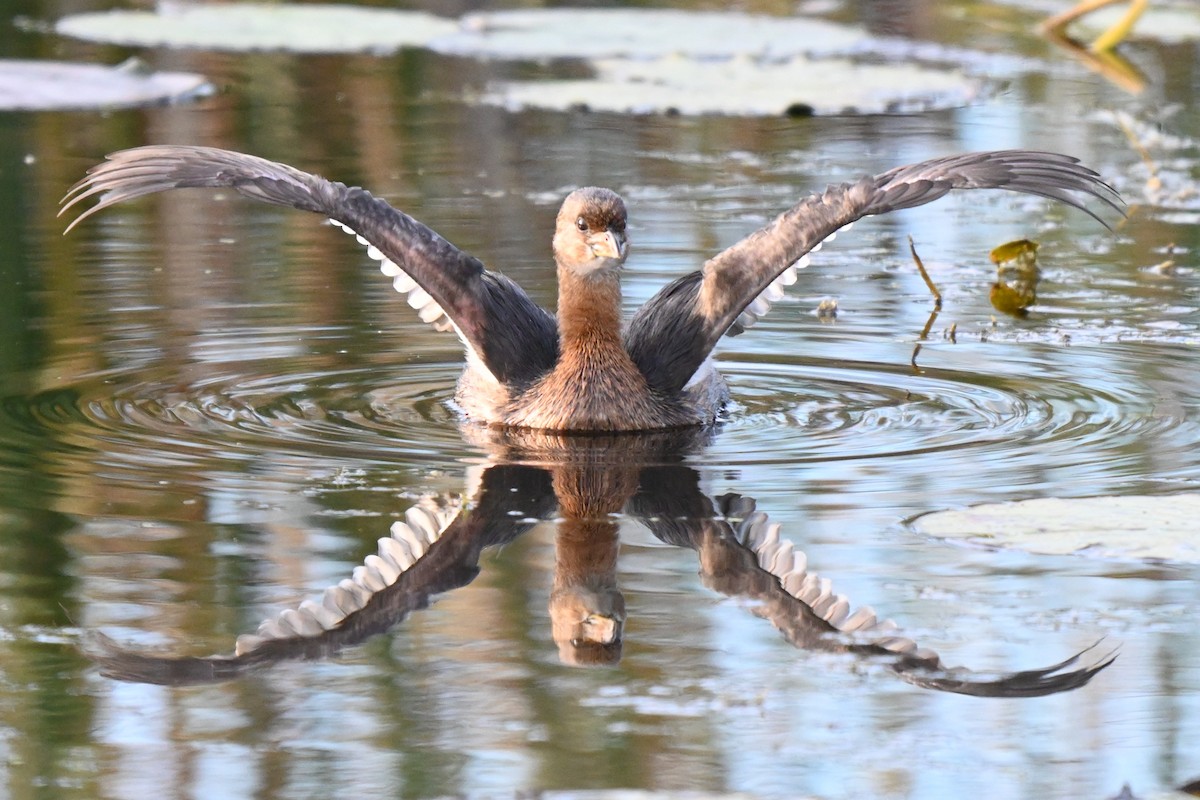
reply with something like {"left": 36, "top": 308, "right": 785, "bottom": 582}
{"left": 62, "top": 147, "right": 1122, "bottom": 431}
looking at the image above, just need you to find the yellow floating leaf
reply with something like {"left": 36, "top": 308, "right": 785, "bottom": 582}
{"left": 989, "top": 282, "right": 1034, "bottom": 315}
{"left": 989, "top": 239, "right": 1039, "bottom": 266}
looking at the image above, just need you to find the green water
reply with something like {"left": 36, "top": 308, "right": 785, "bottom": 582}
{"left": 2, "top": 1, "right": 1200, "bottom": 798}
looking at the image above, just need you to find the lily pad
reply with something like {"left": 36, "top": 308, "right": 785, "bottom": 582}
{"left": 1077, "top": 5, "right": 1200, "bottom": 43}
{"left": 0, "top": 59, "right": 211, "bottom": 111}
{"left": 911, "top": 494, "right": 1200, "bottom": 563}
{"left": 431, "top": 8, "right": 869, "bottom": 60}
{"left": 56, "top": 4, "right": 458, "bottom": 54}
{"left": 1009, "top": 0, "right": 1200, "bottom": 44}
{"left": 481, "top": 54, "right": 979, "bottom": 117}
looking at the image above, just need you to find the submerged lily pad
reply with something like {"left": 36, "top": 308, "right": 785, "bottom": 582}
{"left": 0, "top": 59, "right": 211, "bottom": 110}
{"left": 482, "top": 54, "right": 979, "bottom": 117}
{"left": 431, "top": 8, "right": 869, "bottom": 60}
{"left": 912, "top": 494, "right": 1200, "bottom": 563}
{"left": 53, "top": 5, "right": 986, "bottom": 116}
{"left": 56, "top": 4, "right": 458, "bottom": 54}
{"left": 438, "top": 9, "right": 978, "bottom": 116}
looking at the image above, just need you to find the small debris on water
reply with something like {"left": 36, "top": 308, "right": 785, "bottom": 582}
{"left": 816, "top": 297, "right": 838, "bottom": 320}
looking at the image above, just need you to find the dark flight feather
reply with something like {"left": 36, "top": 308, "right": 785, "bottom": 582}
{"left": 61, "top": 146, "right": 559, "bottom": 389}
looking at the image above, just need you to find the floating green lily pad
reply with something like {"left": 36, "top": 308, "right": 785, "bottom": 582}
{"left": 56, "top": 4, "right": 458, "bottom": 54}
{"left": 431, "top": 8, "right": 869, "bottom": 60}
{"left": 912, "top": 494, "right": 1200, "bottom": 563}
{"left": 482, "top": 54, "right": 979, "bottom": 117}
{"left": 0, "top": 60, "right": 211, "bottom": 110}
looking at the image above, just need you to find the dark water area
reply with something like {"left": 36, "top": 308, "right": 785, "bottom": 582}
{"left": 3, "top": 1, "right": 1200, "bottom": 798}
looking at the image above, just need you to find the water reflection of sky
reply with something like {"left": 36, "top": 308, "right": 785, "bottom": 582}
{"left": 4, "top": 1, "right": 1200, "bottom": 797}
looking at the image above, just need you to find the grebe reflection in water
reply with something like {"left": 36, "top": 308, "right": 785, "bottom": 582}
{"left": 87, "top": 428, "right": 1115, "bottom": 696}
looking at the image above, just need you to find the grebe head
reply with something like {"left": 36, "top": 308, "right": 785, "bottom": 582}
{"left": 552, "top": 187, "right": 629, "bottom": 276}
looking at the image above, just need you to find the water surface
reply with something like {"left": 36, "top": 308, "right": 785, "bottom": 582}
{"left": 2, "top": 2, "right": 1200, "bottom": 798}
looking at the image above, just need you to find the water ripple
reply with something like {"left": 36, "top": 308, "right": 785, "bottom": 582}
{"left": 1, "top": 340, "right": 1195, "bottom": 502}
{"left": 709, "top": 343, "right": 1197, "bottom": 497}
{"left": 0, "top": 362, "right": 470, "bottom": 483}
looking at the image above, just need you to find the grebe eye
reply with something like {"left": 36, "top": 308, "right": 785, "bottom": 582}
{"left": 575, "top": 216, "right": 588, "bottom": 232}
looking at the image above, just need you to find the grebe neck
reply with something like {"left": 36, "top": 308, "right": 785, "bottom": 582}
{"left": 556, "top": 269, "right": 625, "bottom": 350}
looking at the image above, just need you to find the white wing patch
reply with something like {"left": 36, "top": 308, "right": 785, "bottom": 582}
{"left": 234, "top": 496, "right": 461, "bottom": 656}
{"left": 330, "top": 219, "right": 455, "bottom": 332}
{"left": 727, "top": 222, "right": 851, "bottom": 336}
{"left": 329, "top": 218, "right": 503, "bottom": 389}
{"left": 726, "top": 494, "right": 935, "bottom": 659}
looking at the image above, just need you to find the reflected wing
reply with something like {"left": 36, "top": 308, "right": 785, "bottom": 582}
{"left": 87, "top": 465, "right": 557, "bottom": 685}
{"left": 61, "top": 146, "right": 559, "bottom": 390}
{"left": 626, "top": 150, "right": 1124, "bottom": 394}
{"left": 631, "top": 477, "right": 1117, "bottom": 698}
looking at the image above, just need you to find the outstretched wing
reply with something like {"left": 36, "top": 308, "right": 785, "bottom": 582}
{"left": 61, "top": 146, "right": 559, "bottom": 390}
{"left": 626, "top": 150, "right": 1124, "bottom": 395}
